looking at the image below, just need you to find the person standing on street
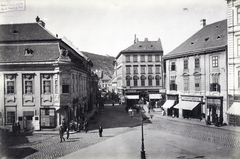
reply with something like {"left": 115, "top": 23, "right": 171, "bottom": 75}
{"left": 98, "top": 125, "right": 103, "bottom": 137}
{"left": 59, "top": 125, "right": 65, "bottom": 142}
{"left": 84, "top": 120, "right": 88, "bottom": 133}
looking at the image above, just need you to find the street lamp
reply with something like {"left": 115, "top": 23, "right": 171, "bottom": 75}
{"left": 128, "top": 98, "right": 146, "bottom": 159}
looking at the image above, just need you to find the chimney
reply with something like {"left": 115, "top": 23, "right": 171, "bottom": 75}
{"left": 201, "top": 19, "right": 206, "bottom": 27}
{"left": 134, "top": 34, "right": 137, "bottom": 43}
{"left": 36, "top": 16, "right": 45, "bottom": 28}
{"left": 144, "top": 38, "right": 148, "bottom": 41}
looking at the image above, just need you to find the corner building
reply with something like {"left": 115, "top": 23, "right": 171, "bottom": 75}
{"left": 0, "top": 18, "right": 92, "bottom": 130}
{"left": 163, "top": 20, "right": 228, "bottom": 125}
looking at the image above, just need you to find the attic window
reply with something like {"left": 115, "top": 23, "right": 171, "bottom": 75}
{"left": 216, "top": 35, "right": 221, "bottom": 40}
{"left": 191, "top": 41, "right": 195, "bottom": 45}
{"left": 151, "top": 45, "right": 153, "bottom": 47}
{"left": 24, "top": 49, "right": 34, "bottom": 56}
{"left": 13, "top": 30, "right": 18, "bottom": 34}
{"left": 204, "top": 37, "right": 209, "bottom": 42}
{"left": 139, "top": 45, "right": 142, "bottom": 47}
{"left": 216, "top": 25, "right": 219, "bottom": 29}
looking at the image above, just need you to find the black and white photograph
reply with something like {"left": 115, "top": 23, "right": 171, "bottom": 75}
{"left": 0, "top": 0, "right": 240, "bottom": 159}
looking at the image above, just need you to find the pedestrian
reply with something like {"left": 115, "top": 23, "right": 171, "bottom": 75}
{"left": 17, "top": 122, "right": 21, "bottom": 136}
{"left": 84, "top": 120, "right": 88, "bottom": 133}
{"left": 98, "top": 125, "right": 103, "bottom": 137}
{"left": 61, "top": 118, "right": 67, "bottom": 132}
{"left": 66, "top": 127, "right": 70, "bottom": 139}
{"left": 125, "top": 106, "right": 128, "bottom": 113}
{"left": 12, "top": 122, "right": 16, "bottom": 136}
{"left": 59, "top": 125, "right": 65, "bottom": 142}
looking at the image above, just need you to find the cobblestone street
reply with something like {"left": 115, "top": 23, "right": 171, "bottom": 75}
{"left": 1, "top": 105, "right": 240, "bottom": 159}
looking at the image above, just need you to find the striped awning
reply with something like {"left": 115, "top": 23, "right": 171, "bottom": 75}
{"left": 226, "top": 102, "right": 240, "bottom": 116}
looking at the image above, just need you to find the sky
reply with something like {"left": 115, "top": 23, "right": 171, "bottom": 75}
{"left": 0, "top": 0, "right": 227, "bottom": 57}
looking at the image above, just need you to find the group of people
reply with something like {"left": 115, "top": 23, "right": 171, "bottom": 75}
{"left": 59, "top": 118, "right": 103, "bottom": 142}
{"left": 12, "top": 122, "right": 21, "bottom": 136}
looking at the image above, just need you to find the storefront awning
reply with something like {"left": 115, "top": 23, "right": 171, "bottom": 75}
{"left": 174, "top": 101, "right": 200, "bottom": 110}
{"left": 226, "top": 102, "right": 240, "bottom": 116}
{"left": 149, "top": 94, "right": 162, "bottom": 99}
{"left": 126, "top": 95, "right": 139, "bottom": 99}
{"left": 162, "top": 100, "right": 175, "bottom": 109}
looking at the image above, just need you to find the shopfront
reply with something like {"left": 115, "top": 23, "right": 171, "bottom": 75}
{"left": 206, "top": 96, "right": 223, "bottom": 125}
{"left": 165, "top": 94, "right": 179, "bottom": 117}
{"left": 175, "top": 95, "right": 203, "bottom": 120}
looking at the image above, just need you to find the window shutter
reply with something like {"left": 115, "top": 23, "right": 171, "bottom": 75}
{"left": 210, "top": 83, "right": 213, "bottom": 92}
{"left": 175, "top": 84, "right": 177, "bottom": 91}
{"left": 170, "top": 84, "right": 172, "bottom": 90}
{"left": 217, "top": 84, "right": 221, "bottom": 92}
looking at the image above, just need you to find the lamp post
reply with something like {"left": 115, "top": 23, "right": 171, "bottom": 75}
{"left": 128, "top": 98, "right": 146, "bottom": 159}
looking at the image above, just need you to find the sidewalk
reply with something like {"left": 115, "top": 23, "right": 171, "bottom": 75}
{"left": 33, "top": 107, "right": 98, "bottom": 135}
{"left": 143, "top": 105, "right": 240, "bottom": 134}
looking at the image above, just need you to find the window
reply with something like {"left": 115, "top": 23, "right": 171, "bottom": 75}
{"left": 184, "top": 59, "right": 188, "bottom": 70}
{"left": 238, "top": 7, "right": 240, "bottom": 24}
{"left": 238, "top": 71, "right": 240, "bottom": 88}
{"left": 23, "top": 74, "right": 34, "bottom": 94}
{"left": 6, "top": 111, "right": 15, "bottom": 124}
{"left": 155, "top": 65, "right": 160, "bottom": 74}
{"left": 148, "top": 65, "right": 153, "bottom": 74}
{"left": 238, "top": 39, "right": 240, "bottom": 56}
{"left": 195, "top": 75, "right": 201, "bottom": 91}
{"left": 134, "top": 79, "right": 138, "bottom": 86}
{"left": 210, "top": 75, "right": 220, "bottom": 92}
{"left": 141, "top": 65, "right": 145, "bottom": 74}
{"left": 170, "top": 80, "right": 177, "bottom": 90}
{"left": 42, "top": 74, "right": 52, "bottom": 94}
{"left": 126, "top": 66, "right": 131, "bottom": 74}
{"left": 55, "top": 79, "right": 58, "bottom": 94}
{"left": 126, "top": 80, "right": 130, "bottom": 86}
{"left": 155, "top": 55, "right": 160, "bottom": 62}
{"left": 141, "top": 55, "right": 145, "bottom": 62}
{"left": 7, "top": 81, "right": 15, "bottom": 94}
{"left": 195, "top": 58, "right": 200, "bottom": 68}
{"left": 212, "top": 56, "right": 218, "bottom": 67}
{"left": 72, "top": 74, "right": 74, "bottom": 93}
{"left": 183, "top": 76, "right": 189, "bottom": 91}
{"left": 62, "top": 78, "right": 69, "bottom": 93}
{"left": 148, "top": 76, "right": 153, "bottom": 86}
{"left": 133, "top": 66, "right": 138, "bottom": 74}
{"left": 170, "top": 62, "right": 176, "bottom": 71}
{"left": 141, "top": 76, "right": 145, "bottom": 86}
{"left": 148, "top": 55, "right": 152, "bottom": 62}
{"left": 155, "top": 75, "right": 160, "bottom": 86}
{"left": 5, "top": 75, "right": 16, "bottom": 94}
{"left": 126, "top": 55, "right": 130, "bottom": 62}
{"left": 133, "top": 55, "right": 138, "bottom": 62}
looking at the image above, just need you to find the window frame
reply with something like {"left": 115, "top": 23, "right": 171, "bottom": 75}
{"left": 183, "top": 76, "right": 189, "bottom": 91}
{"left": 140, "top": 55, "right": 145, "bottom": 62}
{"left": 133, "top": 55, "right": 138, "bottom": 62}
{"left": 195, "top": 58, "right": 200, "bottom": 69}
{"left": 148, "top": 55, "right": 152, "bottom": 62}
{"left": 62, "top": 78, "right": 70, "bottom": 94}
{"left": 170, "top": 62, "right": 176, "bottom": 71}
{"left": 184, "top": 59, "right": 188, "bottom": 70}
{"left": 212, "top": 56, "right": 218, "bottom": 68}
{"left": 126, "top": 55, "right": 130, "bottom": 62}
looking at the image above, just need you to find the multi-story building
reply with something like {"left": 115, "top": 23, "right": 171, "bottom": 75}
{"left": 115, "top": 36, "right": 164, "bottom": 107}
{"left": 0, "top": 17, "right": 94, "bottom": 131}
{"left": 163, "top": 19, "right": 228, "bottom": 125}
{"left": 226, "top": 0, "right": 240, "bottom": 126}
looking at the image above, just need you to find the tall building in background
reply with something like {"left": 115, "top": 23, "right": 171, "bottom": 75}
{"left": 114, "top": 36, "right": 164, "bottom": 107}
{"left": 226, "top": 0, "right": 240, "bottom": 126}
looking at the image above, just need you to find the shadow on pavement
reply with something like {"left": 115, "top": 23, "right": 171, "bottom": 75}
{"left": 1, "top": 147, "right": 37, "bottom": 159}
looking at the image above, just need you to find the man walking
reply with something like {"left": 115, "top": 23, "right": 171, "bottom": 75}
{"left": 98, "top": 125, "right": 103, "bottom": 137}
{"left": 59, "top": 125, "right": 65, "bottom": 142}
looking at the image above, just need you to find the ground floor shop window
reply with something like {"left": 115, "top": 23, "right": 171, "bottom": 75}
{"left": 40, "top": 108, "right": 55, "bottom": 127}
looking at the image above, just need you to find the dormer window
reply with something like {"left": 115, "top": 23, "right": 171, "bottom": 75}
{"left": 216, "top": 35, "right": 221, "bottom": 40}
{"left": 191, "top": 41, "right": 194, "bottom": 45}
{"left": 204, "top": 37, "right": 209, "bottom": 42}
{"left": 13, "top": 30, "right": 18, "bottom": 34}
{"left": 24, "top": 49, "right": 34, "bottom": 56}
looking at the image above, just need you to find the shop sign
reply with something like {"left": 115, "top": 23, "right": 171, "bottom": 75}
{"left": 207, "top": 98, "right": 221, "bottom": 106}
{"left": 181, "top": 96, "right": 202, "bottom": 102}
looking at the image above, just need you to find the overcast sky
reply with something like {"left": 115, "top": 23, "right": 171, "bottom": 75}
{"left": 0, "top": 0, "right": 227, "bottom": 57}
